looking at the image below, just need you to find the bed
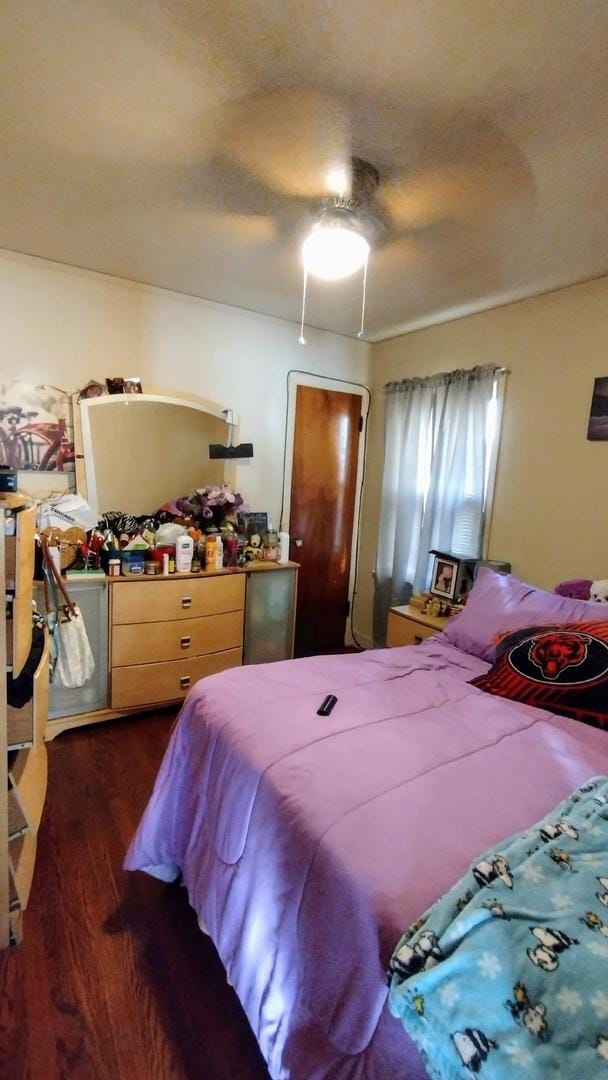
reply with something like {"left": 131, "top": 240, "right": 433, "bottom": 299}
{"left": 125, "top": 571, "right": 608, "bottom": 1080}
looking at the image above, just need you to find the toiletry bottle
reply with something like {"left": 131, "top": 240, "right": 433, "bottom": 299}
{"left": 214, "top": 532, "right": 223, "bottom": 571}
{"left": 175, "top": 535, "right": 194, "bottom": 573}
{"left": 278, "top": 531, "right": 290, "bottom": 563}
{"left": 205, "top": 533, "right": 216, "bottom": 570}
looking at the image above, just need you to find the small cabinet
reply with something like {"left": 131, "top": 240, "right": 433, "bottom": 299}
{"left": 41, "top": 579, "right": 109, "bottom": 720}
{"left": 244, "top": 566, "right": 297, "bottom": 665}
{"left": 387, "top": 604, "right": 449, "bottom": 647}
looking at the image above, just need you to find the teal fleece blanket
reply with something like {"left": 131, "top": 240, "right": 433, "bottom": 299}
{"left": 388, "top": 777, "right": 608, "bottom": 1078}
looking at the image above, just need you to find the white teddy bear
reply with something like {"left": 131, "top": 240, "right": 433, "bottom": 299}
{"left": 590, "top": 580, "right": 608, "bottom": 602}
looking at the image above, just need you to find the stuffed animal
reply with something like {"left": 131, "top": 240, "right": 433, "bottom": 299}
{"left": 590, "top": 580, "right": 608, "bottom": 603}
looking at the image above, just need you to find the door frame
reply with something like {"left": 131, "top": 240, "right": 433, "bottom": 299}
{"left": 280, "top": 371, "right": 370, "bottom": 647}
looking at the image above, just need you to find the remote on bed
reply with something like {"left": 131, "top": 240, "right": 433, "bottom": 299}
{"left": 317, "top": 694, "right": 338, "bottom": 716}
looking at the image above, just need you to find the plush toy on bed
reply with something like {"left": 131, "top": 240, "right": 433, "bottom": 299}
{"left": 590, "top": 579, "right": 608, "bottom": 603}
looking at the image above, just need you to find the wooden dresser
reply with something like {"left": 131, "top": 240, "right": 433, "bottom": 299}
{"left": 2, "top": 503, "right": 49, "bottom": 947}
{"left": 110, "top": 572, "right": 245, "bottom": 709}
{"left": 45, "top": 562, "right": 298, "bottom": 739}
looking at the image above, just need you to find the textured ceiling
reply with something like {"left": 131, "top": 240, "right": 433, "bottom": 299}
{"left": 1, "top": 0, "right": 608, "bottom": 339}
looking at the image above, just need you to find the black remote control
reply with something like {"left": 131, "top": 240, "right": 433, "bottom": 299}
{"left": 317, "top": 694, "right": 338, "bottom": 716}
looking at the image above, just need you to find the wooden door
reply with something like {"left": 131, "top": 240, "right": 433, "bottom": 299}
{"left": 289, "top": 384, "right": 362, "bottom": 655}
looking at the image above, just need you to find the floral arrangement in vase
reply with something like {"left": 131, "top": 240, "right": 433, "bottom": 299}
{"left": 174, "top": 484, "right": 244, "bottom": 529}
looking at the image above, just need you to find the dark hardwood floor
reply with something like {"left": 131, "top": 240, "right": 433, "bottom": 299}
{"left": 0, "top": 713, "right": 272, "bottom": 1080}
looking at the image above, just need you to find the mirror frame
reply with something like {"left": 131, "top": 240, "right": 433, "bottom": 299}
{"left": 72, "top": 388, "right": 237, "bottom": 514}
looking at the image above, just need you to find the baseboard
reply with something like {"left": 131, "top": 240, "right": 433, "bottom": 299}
{"left": 346, "top": 626, "right": 374, "bottom": 650}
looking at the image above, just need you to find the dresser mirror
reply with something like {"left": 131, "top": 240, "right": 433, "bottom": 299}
{"left": 76, "top": 392, "right": 233, "bottom": 516}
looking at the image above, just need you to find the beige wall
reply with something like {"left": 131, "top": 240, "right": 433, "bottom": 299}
{"left": 354, "top": 276, "right": 608, "bottom": 646}
{"left": 0, "top": 249, "right": 370, "bottom": 522}
{"left": 4, "top": 249, "right": 608, "bottom": 651}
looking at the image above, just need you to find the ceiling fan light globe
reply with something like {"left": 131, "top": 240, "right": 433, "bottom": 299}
{"left": 302, "top": 225, "right": 369, "bottom": 281}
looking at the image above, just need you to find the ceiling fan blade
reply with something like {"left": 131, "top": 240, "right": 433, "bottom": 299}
{"left": 379, "top": 117, "right": 537, "bottom": 231}
{"left": 209, "top": 87, "right": 351, "bottom": 199}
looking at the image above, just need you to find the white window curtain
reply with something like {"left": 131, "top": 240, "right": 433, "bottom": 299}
{"left": 374, "top": 364, "right": 505, "bottom": 645}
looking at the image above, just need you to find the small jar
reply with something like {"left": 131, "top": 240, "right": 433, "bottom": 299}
{"left": 263, "top": 530, "right": 278, "bottom": 562}
{"left": 108, "top": 558, "right": 121, "bottom": 577}
{"left": 144, "top": 560, "right": 158, "bottom": 576}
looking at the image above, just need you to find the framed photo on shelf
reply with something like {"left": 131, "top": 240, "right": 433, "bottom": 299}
{"left": 429, "top": 553, "right": 459, "bottom": 601}
{"left": 238, "top": 511, "right": 268, "bottom": 541}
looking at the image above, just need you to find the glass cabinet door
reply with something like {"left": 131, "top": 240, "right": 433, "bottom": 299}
{"left": 36, "top": 579, "right": 109, "bottom": 717}
{"left": 244, "top": 568, "right": 297, "bottom": 665}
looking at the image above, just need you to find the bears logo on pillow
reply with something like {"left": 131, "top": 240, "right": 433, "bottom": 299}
{"left": 470, "top": 621, "right": 608, "bottom": 729}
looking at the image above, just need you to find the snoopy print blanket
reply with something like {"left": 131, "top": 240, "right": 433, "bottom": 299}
{"left": 388, "top": 776, "right": 608, "bottom": 1079}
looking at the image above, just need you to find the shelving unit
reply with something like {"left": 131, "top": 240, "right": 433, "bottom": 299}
{"left": 1, "top": 504, "right": 48, "bottom": 947}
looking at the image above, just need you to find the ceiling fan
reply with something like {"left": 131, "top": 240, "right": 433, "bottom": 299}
{"left": 200, "top": 87, "right": 536, "bottom": 336}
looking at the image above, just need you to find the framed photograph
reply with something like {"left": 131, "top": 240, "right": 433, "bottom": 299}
{"left": 238, "top": 510, "right": 268, "bottom": 541}
{"left": 78, "top": 379, "right": 105, "bottom": 401}
{"left": 430, "top": 553, "right": 458, "bottom": 600}
{"left": 124, "top": 377, "right": 143, "bottom": 394}
{"left": 0, "top": 381, "right": 75, "bottom": 473}
{"left": 587, "top": 376, "right": 608, "bottom": 440}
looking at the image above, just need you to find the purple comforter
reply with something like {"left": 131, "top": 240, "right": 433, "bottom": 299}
{"left": 125, "top": 639, "right": 608, "bottom": 1079}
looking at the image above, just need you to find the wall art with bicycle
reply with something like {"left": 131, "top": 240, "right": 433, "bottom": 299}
{"left": 0, "top": 382, "right": 75, "bottom": 472}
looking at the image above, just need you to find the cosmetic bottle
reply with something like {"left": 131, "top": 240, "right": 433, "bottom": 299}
{"left": 214, "top": 533, "right": 224, "bottom": 571}
{"left": 278, "top": 531, "right": 290, "bottom": 563}
{"left": 205, "top": 533, "right": 216, "bottom": 570}
{"left": 175, "top": 535, "right": 194, "bottom": 573}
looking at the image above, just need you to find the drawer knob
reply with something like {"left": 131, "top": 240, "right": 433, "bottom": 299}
{"left": 180, "top": 675, "right": 191, "bottom": 689}
{"left": 180, "top": 635, "right": 191, "bottom": 649}
{"left": 181, "top": 596, "right": 192, "bottom": 609}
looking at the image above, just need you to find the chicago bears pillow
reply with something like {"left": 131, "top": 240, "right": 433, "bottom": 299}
{"left": 470, "top": 621, "right": 608, "bottom": 729}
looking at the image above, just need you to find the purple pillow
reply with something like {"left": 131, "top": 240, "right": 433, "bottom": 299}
{"left": 442, "top": 568, "right": 602, "bottom": 662}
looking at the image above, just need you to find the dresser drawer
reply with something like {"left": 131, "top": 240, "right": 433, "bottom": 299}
{"left": 112, "top": 574, "right": 245, "bottom": 625}
{"left": 112, "top": 610, "right": 244, "bottom": 666}
{"left": 110, "top": 648, "right": 242, "bottom": 709}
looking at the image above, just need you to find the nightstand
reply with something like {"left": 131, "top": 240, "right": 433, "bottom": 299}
{"left": 386, "top": 604, "right": 450, "bottom": 647}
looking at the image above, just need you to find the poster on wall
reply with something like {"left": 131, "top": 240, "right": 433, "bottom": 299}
{"left": 0, "top": 382, "right": 75, "bottom": 471}
{"left": 587, "top": 377, "right": 608, "bottom": 441}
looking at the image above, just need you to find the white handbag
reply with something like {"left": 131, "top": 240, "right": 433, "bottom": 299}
{"left": 42, "top": 539, "right": 95, "bottom": 689}
{"left": 53, "top": 603, "right": 95, "bottom": 689}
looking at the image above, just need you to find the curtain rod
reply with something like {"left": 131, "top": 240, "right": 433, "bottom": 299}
{"left": 384, "top": 365, "right": 509, "bottom": 392}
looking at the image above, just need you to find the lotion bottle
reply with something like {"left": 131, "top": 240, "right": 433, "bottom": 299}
{"left": 215, "top": 533, "right": 224, "bottom": 570}
{"left": 278, "top": 531, "right": 290, "bottom": 564}
{"left": 175, "top": 535, "right": 194, "bottom": 573}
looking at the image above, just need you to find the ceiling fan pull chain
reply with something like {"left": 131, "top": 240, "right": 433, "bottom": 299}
{"left": 298, "top": 266, "right": 308, "bottom": 345}
{"left": 357, "top": 253, "right": 369, "bottom": 339}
